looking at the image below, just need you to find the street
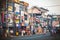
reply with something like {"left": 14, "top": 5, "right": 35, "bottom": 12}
{"left": 0, "top": 0, "right": 60, "bottom": 40}
{"left": 1, "top": 33, "right": 60, "bottom": 40}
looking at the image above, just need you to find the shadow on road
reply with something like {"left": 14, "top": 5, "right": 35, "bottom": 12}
{"left": 0, "top": 33, "right": 60, "bottom": 40}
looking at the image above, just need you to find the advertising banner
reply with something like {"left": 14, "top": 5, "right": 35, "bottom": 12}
{"left": 8, "top": 3, "right": 13, "bottom": 11}
{"left": 14, "top": 3, "right": 20, "bottom": 12}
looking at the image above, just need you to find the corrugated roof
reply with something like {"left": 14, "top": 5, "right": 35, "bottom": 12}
{"left": 31, "top": 6, "right": 49, "bottom": 13}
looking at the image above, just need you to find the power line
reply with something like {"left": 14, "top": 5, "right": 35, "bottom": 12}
{"left": 43, "top": 5, "right": 60, "bottom": 7}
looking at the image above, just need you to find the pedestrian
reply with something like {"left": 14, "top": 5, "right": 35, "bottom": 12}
{"left": 0, "top": 26, "right": 3, "bottom": 37}
{"left": 30, "top": 25, "right": 34, "bottom": 34}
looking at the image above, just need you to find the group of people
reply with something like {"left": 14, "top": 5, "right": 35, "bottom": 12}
{"left": 0, "top": 25, "right": 48, "bottom": 38}
{"left": 17, "top": 25, "right": 48, "bottom": 36}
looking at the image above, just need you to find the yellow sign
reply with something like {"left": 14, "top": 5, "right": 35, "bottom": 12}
{"left": 8, "top": 6, "right": 13, "bottom": 11}
{"left": 14, "top": 0, "right": 20, "bottom": 3}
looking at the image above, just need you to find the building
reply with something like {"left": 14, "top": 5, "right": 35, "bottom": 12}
{"left": 0, "top": 0, "right": 29, "bottom": 37}
{"left": 28, "top": 6, "right": 49, "bottom": 34}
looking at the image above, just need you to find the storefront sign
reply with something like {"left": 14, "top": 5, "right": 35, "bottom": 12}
{"left": 14, "top": 3, "right": 20, "bottom": 12}
{"left": 8, "top": 6, "right": 13, "bottom": 11}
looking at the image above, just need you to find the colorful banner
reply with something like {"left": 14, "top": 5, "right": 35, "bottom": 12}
{"left": 8, "top": 3, "right": 13, "bottom": 11}
{"left": 14, "top": 3, "right": 20, "bottom": 12}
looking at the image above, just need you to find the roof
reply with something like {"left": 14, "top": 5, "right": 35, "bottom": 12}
{"left": 40, "top": 7, "right": 49, "bottom": 13}
{"left": 31, "top": 6, "right": 49, "bottom": 13}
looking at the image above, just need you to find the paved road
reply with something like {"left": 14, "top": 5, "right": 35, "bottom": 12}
{"left": 1, "top": 33, "right": 60, "bottom": 40}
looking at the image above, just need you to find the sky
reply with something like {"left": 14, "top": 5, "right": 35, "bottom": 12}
{"left": 20, "top": 0, "right": 60, "bottom": 15}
